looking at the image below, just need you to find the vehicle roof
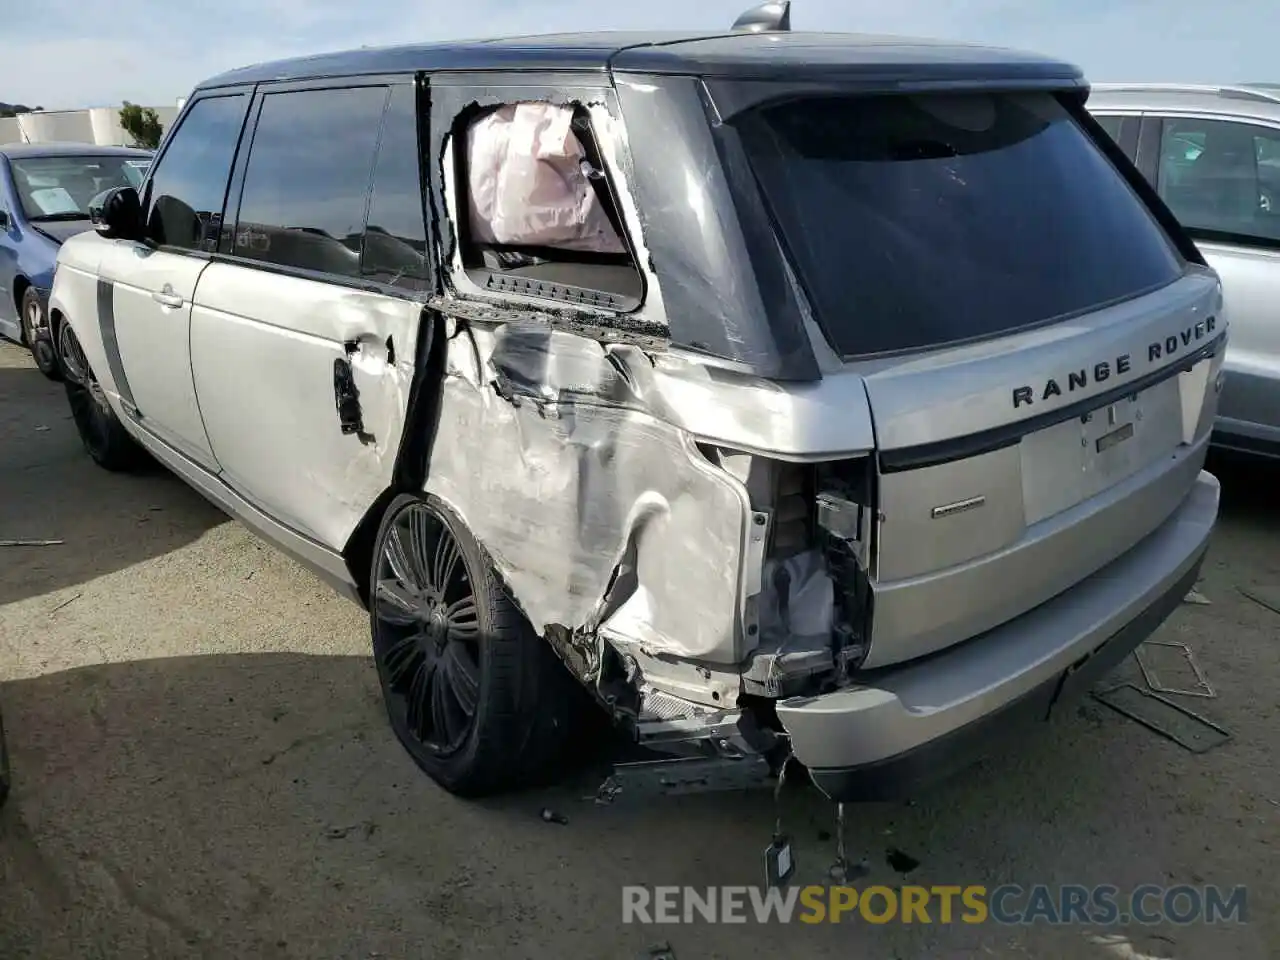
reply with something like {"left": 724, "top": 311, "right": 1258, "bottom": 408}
{"left": 1087, "top": 83, "right": 1280, "bottom": 122}
{"left": 198, "top": 30, "right": 1083, "bottom": 89}
{"left": 0, "top": 143, "right": 153, "bottom": 160}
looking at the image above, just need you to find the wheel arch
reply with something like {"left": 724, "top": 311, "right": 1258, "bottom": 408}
{"left": 342, "top": 306, "right": 448, "bottom": 608}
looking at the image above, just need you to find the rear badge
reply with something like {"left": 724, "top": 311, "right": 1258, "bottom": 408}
{"left": 1096, "top": 422, "right": 1135, "bottom": 453}
{"left": 931, "top": 495, "right": 987, "bottom": 520}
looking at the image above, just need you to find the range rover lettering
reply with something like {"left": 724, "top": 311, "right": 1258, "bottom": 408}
{"left": 47, "top": 4, "right": 1225, "bottom": 805}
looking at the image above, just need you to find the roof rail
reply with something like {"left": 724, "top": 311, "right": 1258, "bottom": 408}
{"left": 1090, "top": 82, "right": 1280, "bottom": 104}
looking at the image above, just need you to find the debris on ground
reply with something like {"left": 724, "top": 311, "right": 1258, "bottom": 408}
{"left": 640, "top": 943, "right": 676, "bottom": 960}
{"left": 1239, "top": 587, "right": 1280, "bottom": 618}
{"left": 49, "top": 592, "right": 83, "bottom": 615}
{"left": 886, "top": 848, "right": 921, "bottom": 875}
{"left": 1183, "top": 588, "right": 1212, "bottom": 606}
{"left": 1134, "top": 640, "right": 1216, "bottom": 698}
{"left": 584, "top": 775, "right": 622, "bottom": 806}
{"left": 1092, "top": 683, "right": 1230, "bottom": 753}
{"left": 540, "top": 808, "right": 569, "bottom": 825}
{"left": 0, "top": 538, "right": 63, "bottom": 547}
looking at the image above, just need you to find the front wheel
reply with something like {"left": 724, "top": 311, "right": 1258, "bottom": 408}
{"left": 369, "top": 493, "right": 579, "bottom": 796}
{"left": 21, "top": 288, "right": 61, "bottom": 381}
{"left": 58, "top": 321, "right": 146, "bottom": 472}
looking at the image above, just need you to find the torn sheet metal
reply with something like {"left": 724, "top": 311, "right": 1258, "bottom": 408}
{"left": 422, "top": 318, "right": 752, "bottom": 664}
{"left": 466, "top": 102, "right": 626, "bottom": 254}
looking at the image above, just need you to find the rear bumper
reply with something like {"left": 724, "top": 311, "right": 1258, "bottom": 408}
{"left": 776, "top": 470, "right": 1220, "bottom": 802}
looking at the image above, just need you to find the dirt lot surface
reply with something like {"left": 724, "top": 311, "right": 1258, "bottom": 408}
{"left": 0, "top": 340, "right": 1276, "bottom": 959}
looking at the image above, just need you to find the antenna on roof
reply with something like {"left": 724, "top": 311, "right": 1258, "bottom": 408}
{"left": 732, "top": 1, "right": 792, "bottom": 33}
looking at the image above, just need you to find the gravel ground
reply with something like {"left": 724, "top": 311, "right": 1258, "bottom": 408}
{"left": 0, "top": 340, "right": 1276, "bottom": 960}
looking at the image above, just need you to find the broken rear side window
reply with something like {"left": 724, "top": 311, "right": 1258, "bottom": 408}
{"left": 455, "top": 102, "right": 643, "bottom": 311}
{"left": 734, "top": 92, "right": 1186, "bottom": 358}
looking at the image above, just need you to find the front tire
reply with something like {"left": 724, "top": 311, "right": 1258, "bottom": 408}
{"left": 58, "top": 320, "right": 146, "bottom": 472}
{"left": 21, "top": 287, "right": 61, "bottom": 381}
{"left": 369, "top": 493, "right": 578, "bottom": 797}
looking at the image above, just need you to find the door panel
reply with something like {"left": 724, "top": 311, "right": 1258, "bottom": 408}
{"left": 1146, "top": 113, "right": 1280, "bottom": 441}
{"left": 1199, "top": 240, "right": 1280, "bottom": 439}
{"left": 97, "top": 241, "right": 216, "bottom": 467}
{"left": 190, "top": 262, "right": 421, "bottom": 549}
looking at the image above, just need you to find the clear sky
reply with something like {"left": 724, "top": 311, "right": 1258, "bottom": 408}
{"left": 4, "top": 0, "right": 1270, "bottom": 110}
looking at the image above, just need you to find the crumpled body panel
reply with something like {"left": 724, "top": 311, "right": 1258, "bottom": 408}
{"left": 423, "top": 317, "right": 751, "bottom": 663}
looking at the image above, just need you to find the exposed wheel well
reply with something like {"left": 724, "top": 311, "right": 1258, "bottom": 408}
{"left": 342, "top": 308, "right": 447, "bottom": 608}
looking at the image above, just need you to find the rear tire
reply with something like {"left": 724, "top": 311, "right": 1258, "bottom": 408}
{"left": 58, "top": 320, "right": 146, "bottom": 472}
{"left": 369, "top": 492, "right": 580, "bottom": 796}
{"left": 21, "top": 288, "right": 62, "bottom": 381}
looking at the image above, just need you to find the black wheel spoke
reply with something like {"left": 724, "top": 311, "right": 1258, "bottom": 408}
{"left": 374, "top": 578, "right": 420, "bottom": 628}
{"left": 432, "top": 531, "right": 461, "bottom": 597}
{"left": 431, "top": 673, "right": 459, "bottom": 747}
{"left": 407, "top": 655, "right": 439, "bottom": 741}
{"left": 408, "top": 509, "right": 433, "bottom": 589}
{"left": 444, "top": 641, "right": 480, "bottom": 717}
{"left": 384, "top": 529, "right": 419, "bottom": 593}
{"left": 446, "top": 596, "right": 478, "bottom": 631}
{"left": 383, "top": 633, "right": 422, "bottom": 686}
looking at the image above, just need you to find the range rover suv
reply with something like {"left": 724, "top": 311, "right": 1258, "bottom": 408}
{"left": 48, "top": 5, "right": 1225, "bottom": 802}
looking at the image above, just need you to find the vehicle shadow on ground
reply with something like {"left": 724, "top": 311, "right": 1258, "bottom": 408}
{"left": 0, "top": 651, "right": 1273, "bottom": 960}
{"left": 0, "top": 363, "right": 226, "bottom": 607}
{"left": 1208, "top": 447, "right": 1280, "bottom": 529}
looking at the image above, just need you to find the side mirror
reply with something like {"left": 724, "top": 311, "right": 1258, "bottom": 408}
{"left": 90, "top": 186, "right": 144, "bottom": 241}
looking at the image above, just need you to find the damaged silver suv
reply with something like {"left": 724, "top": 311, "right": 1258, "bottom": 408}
{"left": 49, "top": 5, "right": 1225, "bottom": 804}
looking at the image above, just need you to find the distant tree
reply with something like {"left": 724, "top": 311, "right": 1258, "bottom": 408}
{"left": 119, "top": 101, "right": 163, "bottom": 149}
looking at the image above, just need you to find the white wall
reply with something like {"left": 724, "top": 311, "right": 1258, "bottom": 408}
{"left": 0, "top": 105, "right": 179, "bottom": 147}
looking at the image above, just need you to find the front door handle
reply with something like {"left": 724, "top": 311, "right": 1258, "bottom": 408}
{"left": 152, "top": 284, "right": 183, "bottom": 308}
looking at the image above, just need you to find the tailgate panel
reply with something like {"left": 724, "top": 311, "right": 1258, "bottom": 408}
{"left": 855, "top": 271, "right": 1225, "bottom": 669}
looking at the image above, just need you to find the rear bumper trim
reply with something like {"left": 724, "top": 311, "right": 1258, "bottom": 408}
{"left": 775, "top": 470, "right": 1219, "bottom": 801}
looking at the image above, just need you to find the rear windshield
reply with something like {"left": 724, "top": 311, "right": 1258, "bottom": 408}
{"left": 734, "top": 92, "right": 1185, "bottom": 358}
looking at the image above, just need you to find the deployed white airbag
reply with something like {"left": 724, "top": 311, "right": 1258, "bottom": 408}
{"left": 466, "top": 102, "right": 626, "bottom": 254}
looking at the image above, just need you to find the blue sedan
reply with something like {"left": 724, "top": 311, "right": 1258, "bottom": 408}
{"left": 0, "top": 144, "right": 152, "bottom": 378}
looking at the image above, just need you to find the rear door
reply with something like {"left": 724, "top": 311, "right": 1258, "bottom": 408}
{"left": 190, "top": 77, "right": 430, "bottom": 551}
{"left": 734, "top": 89, "right": 1225, "bottom": 666}
{"left": 1141, "top": 112, "right": 1280, "bottom": 450}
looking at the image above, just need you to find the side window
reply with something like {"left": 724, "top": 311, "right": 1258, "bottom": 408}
{"left": 1156, "top": 116, "right": 1280, "bottom": 244}
{"left": 362, "top": 83, "right": 430, "bottom": 291}
{"left": 1091, "top": 113, "right": 1141, "bottom": 160}
{"left": 455, "top": 101, "right": 642, "bottom": 310}
{"left": 233, "top": 85, "right": 389, "bottom": 277}
{"left": 144, "top": 94, "right": 249, "bottom": 252}
{"left": 1094, "top": 114, "right": 1125, "bottom": 143}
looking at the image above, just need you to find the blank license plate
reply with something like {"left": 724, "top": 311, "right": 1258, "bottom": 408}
{"left": 1096, "top": 422, "right": 1135, "bottom": 454}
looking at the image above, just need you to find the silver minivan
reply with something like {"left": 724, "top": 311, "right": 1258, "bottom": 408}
{"left": 48, "top": 12, "right": 1224, "bottom": 803}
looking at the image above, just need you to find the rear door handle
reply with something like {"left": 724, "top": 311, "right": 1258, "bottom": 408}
{"left": 152, "top": 284, "right": 183, "bottom": 308}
